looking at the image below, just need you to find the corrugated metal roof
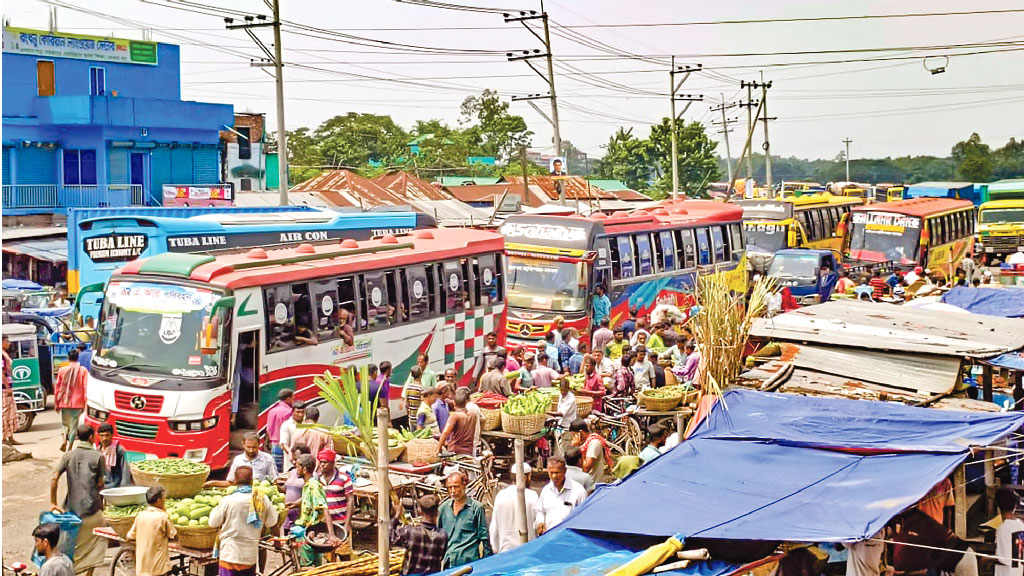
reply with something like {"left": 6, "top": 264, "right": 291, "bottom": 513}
{"left": 373, "top": 171, "right": 456, "bottom": 202}
{"left": 446, "top": 184, "right": 514, "bottom": 203}
{"left": 751, "top": 300, "right": 1024, "bottom": 358}
{"left": 290, "top": 169, "right": 406, "bottom": 208}
{"left": 233, "top": 191, "right": 333, "bottom": 208}
{"left": 436, "top": 176, "right": 502, "bottom": 187}
{"left": 791, "top": 344, "right": 959, "bottom": 395}
{"left": 504, "top": 176, "right": 650, "bottom": 202}
{"left": 586, "top": 179, "right": 634, "bottom": 192}
{"left": 373, "top": 172, "right": 493, "bottom": 226}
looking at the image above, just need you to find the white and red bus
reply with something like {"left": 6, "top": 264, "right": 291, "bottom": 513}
{"left": 83, "top": 228, "right": 506, "bottom": 467}
{"left": 499, "top": 199, "right": 746, "bottom": 348}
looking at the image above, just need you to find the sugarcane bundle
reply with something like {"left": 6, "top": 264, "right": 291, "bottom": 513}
{"left": 291, "top": 550, "right": 406, "bottom": 576}
{"left": 692, "top": 273, "right": 775, "bottom": 400}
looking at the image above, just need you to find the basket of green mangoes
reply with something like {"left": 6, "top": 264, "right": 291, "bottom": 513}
{"left": 102, "top": 504, "right": 146, "bottom": 539}
{"left": 130, "top": 458, "right": 210, "bottom": 498}
{"left": 638, "top": 386, "right": 687, "bottom": 411}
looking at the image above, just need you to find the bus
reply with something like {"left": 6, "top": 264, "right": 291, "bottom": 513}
{"left": 844, "top": 198, "right": 975, "bottom": 279}
{"left": 738, "top": 193, "right": 863, "bottom": 271}
{"left": 73, "top": 210, "right": 435, "bottom": 318}
{"left": 80, "top": 228, "right": 505, "bottom": 467}
{"left": 500, "top": 199, "right": 745, "bottom": 348}
{"left": 977, "top": 200, "right": 1024, "bottom": 264}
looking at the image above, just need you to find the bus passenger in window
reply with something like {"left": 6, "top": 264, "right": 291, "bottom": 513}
{"left": 294, "top": 316, "right": 318, "bottom": 346}
{"left": 336, "top": 308, "right": 354, "bottom": 346}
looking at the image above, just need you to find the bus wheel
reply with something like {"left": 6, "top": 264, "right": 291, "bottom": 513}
{"left": 15, "top": 412, "right": 34, "bottom": 433}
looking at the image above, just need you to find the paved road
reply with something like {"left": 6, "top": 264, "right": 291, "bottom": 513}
{"left": 1, "top": 406, "right": 115, "bottom": 570}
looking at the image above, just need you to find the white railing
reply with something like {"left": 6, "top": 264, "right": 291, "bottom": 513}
{"left": 2, "top": 184, "right": 145, "bottom": 209}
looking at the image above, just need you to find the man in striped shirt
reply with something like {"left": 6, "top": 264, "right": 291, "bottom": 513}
{"left": 869, "top": 269, "right": 888, "bottom": 301}
{"left": 315, "top": 448, "right": 353, "bottom": 543}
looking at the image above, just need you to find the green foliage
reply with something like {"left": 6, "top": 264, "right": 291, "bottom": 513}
{"left": 315, "top": 112, "right": 410, "bottom": 167}
{"left": 314, "top": 366, "right": 379, "bottom": 465}
{"left": 648, "top": 118, "right": 721, "bottom": 198}
{"left": 460, "top": 89, "right": 533, "bottom": 163}
{"left": 993, "top": 138, "right": 1024, "bottom": 179}
{"left": 593, "top": 127, "right": 651, "bottom": 192}
{"left": 952, "top": 133, "right": 993, "bottom": 181}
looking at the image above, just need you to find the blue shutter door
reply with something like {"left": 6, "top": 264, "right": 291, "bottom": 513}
{"left": 192, "top": 147, "right": 218, "bottom": 184}
{"left": 108, "top": 148, "right": 129, "bottom": 185}
{"left": 150, "top": 147, "right": 171, "bottom": 194}
{"left": 17, "top": 148, "right": 57, "bottom": 184}
{"left": 2, "top": 147, "right": 11, "bottom": 185}
{"left": 170, "top": 147, "right": 193, "bottom": 183}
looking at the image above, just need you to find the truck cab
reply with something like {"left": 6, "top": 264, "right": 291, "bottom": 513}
{"left": 767, "top": 249, "right": 841, "bottom": 306}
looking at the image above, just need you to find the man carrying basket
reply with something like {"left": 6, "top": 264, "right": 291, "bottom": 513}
{"left": 209, "top": 466, "right": 278, "bottom": 576}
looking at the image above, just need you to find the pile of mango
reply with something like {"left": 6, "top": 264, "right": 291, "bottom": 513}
{"left": 167, "top": 481, "right": 286, "bottom": 527}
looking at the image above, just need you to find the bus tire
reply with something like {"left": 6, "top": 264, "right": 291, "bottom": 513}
{"left": 15, "top": 411, "right": 34, "bottom": 433}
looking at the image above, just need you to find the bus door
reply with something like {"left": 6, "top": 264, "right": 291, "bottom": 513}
{"left": 231, "top": 329, "right": 260, "bottom": 448}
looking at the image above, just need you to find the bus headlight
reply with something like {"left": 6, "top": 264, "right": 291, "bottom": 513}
{"left": 87, "top": 406, "right": 109, "bottom": 421}
{"left": 169, "top": 417, "right": 218, "bottom": 432}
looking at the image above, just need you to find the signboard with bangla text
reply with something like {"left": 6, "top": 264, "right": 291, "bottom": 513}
{"left": 162, "top": 185, "right": 233, "bottom": 207}
{"left": 3, "top": 27, "right": 157, "bottom": 65}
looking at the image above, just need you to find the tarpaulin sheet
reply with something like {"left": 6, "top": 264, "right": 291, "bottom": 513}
{"left": 987, "top": 352, "right": 1024, "bottom": 371}
{"left": 942, "top": 286, "right": 1024, "bottom": 318}
{"left": 689, "top": 390, "right": 1024, "bottom": 453}
{"left": 441, "top": 529, "right": 742, "bottom": 576}
{"left": 554, "top": 438, "right": 964, "bottom": 542}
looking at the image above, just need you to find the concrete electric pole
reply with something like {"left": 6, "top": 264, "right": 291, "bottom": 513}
{"left": 711, "top": 96, "right": 737, "bottom": 191}
{"left": 843, "top": 137, "right": 852, "bottom": 181}
{"left": 226, "top": 0, "right": 289, "bottom": 206}
{"left": 669, "top": 58, "right": 703, "bottom": 199}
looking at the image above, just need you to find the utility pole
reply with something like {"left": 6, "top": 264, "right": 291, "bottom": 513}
{"left": 843, "top": 137, "right": 852, "bottom": 181}
{"left": 669, "top": 58, "right": 703, "bottom": 199}
{"left": 506, "top": 4, "right": 563, "bottom": 203}
{"left": 738, "top": 82, "right": 758, "bottom": 182}
{"left": 741, "top": 78, "right": 774, "bottom": 191}
{"left": 711, "top": 95, "right": 737, "bottom": 192}
{"left": 226, "top": 1, "right": 289, "bottom": 206}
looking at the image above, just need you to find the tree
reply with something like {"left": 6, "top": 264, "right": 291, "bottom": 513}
{"left": 993, "top": 138, "right": 1024, "bottom": 179}
{"left": 648, "top": 119, "right": 720, "bottom": 198}
{"left": 952, "top": 133, "right": 993, "bottom": 181}
{"left": 278, "top": 127, "right": 323, "bottom": 184}
{"left": 313, "top": 113, "right": 409, "bottom": 168}
{"left": 460, "top": 89, "right": 532, "bottom": 163}
{"left": 593, "top": 127, "right": 651, "bottom": 192}
{"left": 559, "top": 140, "right": 594, "bottom": 176}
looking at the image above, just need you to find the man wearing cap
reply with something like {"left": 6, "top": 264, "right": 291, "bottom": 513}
{"left": 489, "top": 463, "right": 538, "bottom": 552}
{"left": 905, "top": 266, "right": 923, "bottom": 285}
{"left": 315, "top": 448, "right": 354, "bottom": 546}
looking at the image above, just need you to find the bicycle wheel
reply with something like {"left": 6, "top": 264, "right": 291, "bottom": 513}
{"left": 110, "top": 548, "right": 135, "bottom": 576}
{"left": 624, "top": 417, "right": 643, "bottom": 456}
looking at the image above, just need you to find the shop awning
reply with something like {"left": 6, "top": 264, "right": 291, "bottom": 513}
{"left": 2, "top": 238, "right": 69, "bottom": 262}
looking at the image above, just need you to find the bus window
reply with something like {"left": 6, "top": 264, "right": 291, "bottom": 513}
{"left": 806, "top": 211, "right": 822, "bottom": 241}
{"left": 291, "top": 283, "right": 317, "bottom": 346}
{"left": 311, "top": 279, "right": 339, "bottom": 341}
{"left": 461, "top": 258, "right": 475, "bottom": 309}
{"left": 361, "top": 272, "right": 389, "bottom": 331}
{"left": 711, "top": 227, "right": 726, "bottom": 262}
{"left": 650, "top": 232, "right": 664, "bottom": 273}
{"left": 635, "top": 234, "right": 654, "bottom": 276}
{"left": 427, "top": 264, "right": 440, "bottom": 315}
{"left": 403, "top": 266, "right": 429, "bottom": 321}
{"left": 615, "top": 236, "right": 635, "bottom": 279}
{"left": 935, "top": 217, "right": 946, "bottom": 246}
{"left": 385, "top": 271, "right": 403, "bottom": 324}
{"left": 477, "top": 254, "right": 500, "bottom": 305}
{"left": 676, "top": 229, "right": 696, "bottom": 269}
{"left": 264, "top": 285, "right": 295, "bottom": 353}
{"left": 443, "top": 261, "right": 464, "bottom": 310}
{"left": 337, "top": 276, "right": 359, "bottom": 331}
{"left": 729, "top": 224, "right": 744, "bottom": 262}
{"left": 695, "top": 228, "right": 711, "bottom": 265}
{"left": 659, "top": 231, "right": 675, "bottom": 270}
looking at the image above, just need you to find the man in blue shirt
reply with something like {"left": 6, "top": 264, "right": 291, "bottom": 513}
{"left": 592, "top": 286, "right": 611, "bottom": 328}
{"left": 620, "top": 308, "right": 637, "bottom": 342}
{"left": 438, "top": 470, "right": 491, "bottom": 568}
{"left": 76, "top": 343, "right": 93, "bottom": 373}
{"left": 639, "top": 424, "right": 668, "bottom": 464}
{"left": 542, "top": 332, "right": 561, "bottom": 373}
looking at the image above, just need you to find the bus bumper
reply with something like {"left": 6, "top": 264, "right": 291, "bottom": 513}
{"left": 83, "top": 412, "right": 230, "bottom": 469}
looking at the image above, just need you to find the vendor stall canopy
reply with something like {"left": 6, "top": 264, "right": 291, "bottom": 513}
{"left": 451, "top": 391, "right": 1024, "bottom": 576}
{"left": 942, "top": 286, "right": 1024, "bottom": 318}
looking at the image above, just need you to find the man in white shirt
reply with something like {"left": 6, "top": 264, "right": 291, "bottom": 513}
{"left": 535, "top": 456, "right": 586, "bottom": 535}
{"left": 209, "top": 466, "right": 278, "bottom": 575}
{"left": 996, "top": 488, "right": 1024, "bottom": 576}
{"left": 206, "top": 433, "right": 278, "bottom": 487}
{"left": 846, "top": 530, "right": 885, "bottom": 576}
{"left": 548, "top": 379, "right": 577, "bottom": 456}
{"left": 278, "top": 400, "right": 305, "bottom": 473}
{"left": 631, "top": 347, "right": 656, "bottom": 391}
{"left": 489, "top": 463, "right": 538, "bottom": 553}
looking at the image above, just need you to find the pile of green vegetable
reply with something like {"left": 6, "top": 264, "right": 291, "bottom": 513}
{"left": 133, "top": 458, "right": 209, "bottom": 475}
{"left": 166, "top": 482, "right": 286, "bottom": 527}
{"left": 397, "top": 428, "right": 433, "bottom": 442}
{"left": 566, "top": 374, "right": 585, "bottom": 391}
{"left": 644, "top": 386, "right": 688, "bottom": 399}
{"left": 502, "top": 390, "right": 551, "bottom": 416}
{"left": 104, "top": 503, "right": 146, "bottom": 518}
{"left": 372, "top": 428, "right": 405, "bottom": 449}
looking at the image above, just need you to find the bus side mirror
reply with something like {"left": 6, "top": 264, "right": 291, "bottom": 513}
{"left": 201, "top": 297, "right": 235, "bottom": 355}
{"left": 787, "top": 228, "right": 798, "bottom": 247}
{"left": 74, "top": 282, "right": 105, "bottom": 319}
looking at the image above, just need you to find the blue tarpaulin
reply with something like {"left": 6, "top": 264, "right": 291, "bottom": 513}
{"left": 444, "top": 391, "right": 1024, "bottom": 575}
{"left": 987, "top": 352, "right": 1024, "bottom": 371}
{"left": 942, "top": 286, "right": 1024, "bottom": 318}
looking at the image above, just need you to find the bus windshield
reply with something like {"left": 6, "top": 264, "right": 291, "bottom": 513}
{"left": 507, "top": 255, "right": 588, "bottom": 312}
{"left": 744, "top": 222, "right": 788, "bottom": 253}
{"left": 768, "top": 253, "right": 820, "bottom": 280}
{"left": 980, "top": 208, "right": 1024, "bottom": 224}
{"left": 848, "top": 212, "right": 921, "bottom": 264}
{"left": 94, "top": 281, "right": 226, "bottom": 381}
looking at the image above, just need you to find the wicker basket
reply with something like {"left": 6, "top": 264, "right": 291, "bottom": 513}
{"left": 402, "top": 438, "right": 440, "bottom": 464}
{"left": 332, "top": 434, "right": 363, "bottom": 457}
{"left": 638, "top": 391, "right": 683, "bottom": 411}
{"left": 480, "top": 408, "right": 502, "bottom": 431}
{"left": 388, "top": 444, "right": 405, "bottom": 462}
{"left": 576, "top": 396, "right": 594, "bottom": 419}
{"left": 103, "top": 514, "right": 137, "bottom": 540}
{"left": 175, "top": 525, "right": 219, "bottom": 550}
{"left": 130, "top": 461, "right": 209, "bottom": 499}
{"left": 500, "top": 412, "right": 547, "bottom": 436}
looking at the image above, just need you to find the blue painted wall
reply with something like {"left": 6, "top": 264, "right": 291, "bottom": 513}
{"left": 2, "top": 32, "right": 232, "bottom": 212}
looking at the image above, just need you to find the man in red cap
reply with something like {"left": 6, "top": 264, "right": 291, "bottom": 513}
{"left": 315, "top": 448, "right": 354, "bottom": 546}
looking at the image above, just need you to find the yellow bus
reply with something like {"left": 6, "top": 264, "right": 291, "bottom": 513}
{"left": 738, "top": 193, "right": 864, "bottom": 270}
{"left": 977, "top": 199, "right": 1024, "bottom": 264}
{"left": 845, "top": 198, "right": 975, "bottom": 279}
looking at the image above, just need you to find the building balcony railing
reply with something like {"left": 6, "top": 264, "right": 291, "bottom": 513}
{"left": 2, "top": 184, "right": 146, "bottom": 210}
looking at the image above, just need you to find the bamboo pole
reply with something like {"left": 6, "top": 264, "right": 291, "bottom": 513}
{"left": 515, "top": 438, "right": 529, "bottom": 545}
{"left": 377, "top": 406, "right": 391, "bottom": 576}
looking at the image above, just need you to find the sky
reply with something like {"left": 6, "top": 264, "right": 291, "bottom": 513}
{"left": 5, "top": 0, "right": 1024, "bottom": 164}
